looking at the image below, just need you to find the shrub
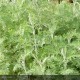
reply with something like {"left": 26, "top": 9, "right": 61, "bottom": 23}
{"left": 0, "top": 0, "right": 80, "bottom": 75}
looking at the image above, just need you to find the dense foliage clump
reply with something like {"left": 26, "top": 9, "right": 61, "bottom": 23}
{"left": 0, "top": 0, "right": 80, "bottom": 75}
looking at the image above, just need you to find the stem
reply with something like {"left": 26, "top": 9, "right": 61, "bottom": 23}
{"left": 28, "top": 13, "right": 38, "bottom": 54}
{"left": 61, "top": 47, "right": 67, "bottom": 70}
{"left": 28, "top": 14, "right": 42, "bottom": 67}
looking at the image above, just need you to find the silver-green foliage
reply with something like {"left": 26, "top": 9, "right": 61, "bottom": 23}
{"left": 0, "top": 0, "right": 80, "bottom": 75}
